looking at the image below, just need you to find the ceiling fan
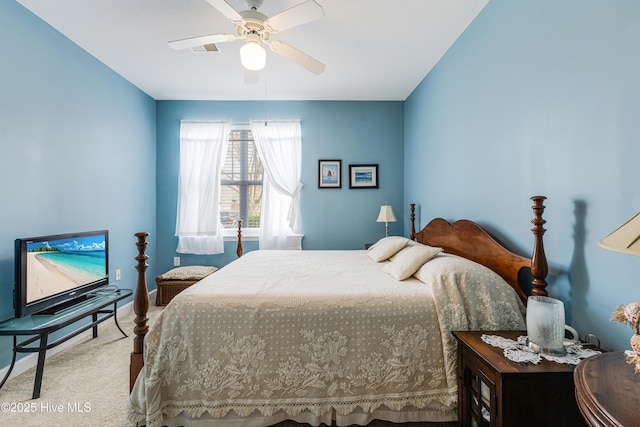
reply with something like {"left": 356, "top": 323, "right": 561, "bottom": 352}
{"left": 169, "top": 0, "right": 326, "bottom": 75}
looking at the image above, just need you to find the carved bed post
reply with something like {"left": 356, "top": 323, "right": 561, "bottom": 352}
{"left": 130, "top": 231, "right": 149, "bottom": 392}
{"left": 530, "top": 196, "right": 549, "bottom": 296}
{"left": 237, "top": 219, "right": 243, "bottom": 257}
{"left": 410, "top": 203, "right": 416, "bottom": 241}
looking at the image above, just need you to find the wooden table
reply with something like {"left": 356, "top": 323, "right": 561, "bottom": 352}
{"left": 454, "top": 330, "right": 589, "bottom": 427}
{"left": 574, "top": 351, "right": 640, "bottom": 426}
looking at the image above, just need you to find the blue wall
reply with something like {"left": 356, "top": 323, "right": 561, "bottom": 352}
{"left": 405, "top": 0, "right": 640, "bottom": 351}
{"left": 0, "top": 2, "right": 156, "bottom": 364}
{"left": 155, "top": 101, "right": 404, "bottom": 274}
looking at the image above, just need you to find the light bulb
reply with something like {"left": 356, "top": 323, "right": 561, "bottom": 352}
{"left": 240, "top": 42, "right": 266, "bottom": 71}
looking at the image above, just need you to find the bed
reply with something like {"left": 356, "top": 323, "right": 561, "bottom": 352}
{"left": 127, "top": 196, "right": 550, "bottom": 427}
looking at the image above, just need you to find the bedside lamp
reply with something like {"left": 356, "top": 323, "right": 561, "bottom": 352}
{"left": 376, "top": 203, "right": 397, "bottom": 237}
{"left": 598, "top": 212, "right": 640, "bottom": 256}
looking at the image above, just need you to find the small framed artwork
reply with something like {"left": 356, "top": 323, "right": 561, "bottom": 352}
{"left": 318, "top": 160, "right": 341, "bottom": 188}
{"left": 349, "top": 164, "right": 378, "bottom": 189}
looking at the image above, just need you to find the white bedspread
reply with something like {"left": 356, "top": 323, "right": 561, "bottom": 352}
{"left": 127, "top": 250, "right": 525, "bottom": 427}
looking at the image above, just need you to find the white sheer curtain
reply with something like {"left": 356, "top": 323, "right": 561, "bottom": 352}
{"left": 175, "top": 121, "right": 230, "bottom": 254}
{"left": 251, "top": 120, "right": 303, "bottom": 250}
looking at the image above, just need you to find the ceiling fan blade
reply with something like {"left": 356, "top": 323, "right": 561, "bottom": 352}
{"left": 269, "top": 40, "right": 325, "bottom": 75}
{"left": 168, "top": 33, "right": 235, "bottom": 50}
{"left": 264, "top": 0, "right": 324, "bottom": 33}
{"left": 244, "top": 69, "right": 259, "bottom": 85}
{"left": 206, "top": 0, "right": 243, "bottom": 22}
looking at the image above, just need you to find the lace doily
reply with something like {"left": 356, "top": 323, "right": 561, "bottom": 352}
{"left": 481, "top": 334, "right": 601, "bottom": 365}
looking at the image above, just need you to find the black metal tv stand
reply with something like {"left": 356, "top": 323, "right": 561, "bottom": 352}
{"left": 0, "top": 288, "right": 132, "bottom": 398}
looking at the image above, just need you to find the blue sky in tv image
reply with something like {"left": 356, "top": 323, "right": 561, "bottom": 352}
{"left": 27, "top": 235, "right": 106, "bottom": 253}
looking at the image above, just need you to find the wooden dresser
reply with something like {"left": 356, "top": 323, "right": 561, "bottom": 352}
{"left": 574, "top": 351, "right": 640, "bottom": 426}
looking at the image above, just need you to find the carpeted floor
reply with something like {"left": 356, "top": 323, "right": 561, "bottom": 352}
{"left": 0, "top": 303, "right": 164, "bottom": 427}
{"left": 0, "top": 303, "right": 455, "bottom": 427}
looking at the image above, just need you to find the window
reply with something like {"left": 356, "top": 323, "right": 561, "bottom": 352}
{"left": 220, "top": 129, "right": 263, "bottom": 230}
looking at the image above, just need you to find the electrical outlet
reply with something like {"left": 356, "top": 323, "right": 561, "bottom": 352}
{"left": 173, "top": 257, "right": 180, "bottom": 267}
{"left": 115, "top": 269, "right": 121, "bottom": 281}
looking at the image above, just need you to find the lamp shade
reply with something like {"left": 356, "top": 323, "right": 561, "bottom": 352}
{"left": 240, "top": 41, "right": 266, "bottom": 71}
{"left": 376, "top": 205, "right": 397, "bottom": 223}
{"left": 598, "top": 212, "right": 640, "bottom": 256}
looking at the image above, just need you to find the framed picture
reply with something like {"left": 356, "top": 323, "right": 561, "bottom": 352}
{"left": 349, "top": 164, "right": 378, "bottom": 189}
{"left": 318, "top": 160, "right": 341, "bottom": 188}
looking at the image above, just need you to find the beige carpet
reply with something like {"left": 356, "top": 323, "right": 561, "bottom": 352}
{"left": 0, "top": 303, "right": 164, "bottom": 427}
{"left": 0, "top": 303, "right": 455, "bottom": 427}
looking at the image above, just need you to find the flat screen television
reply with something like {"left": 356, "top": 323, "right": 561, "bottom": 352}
{"left": 14, "top": 230, "right": 109, "bottom": 317}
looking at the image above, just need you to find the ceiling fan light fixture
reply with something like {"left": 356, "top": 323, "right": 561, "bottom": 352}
{"left": 240, "top": 41, "right": 266, "bottom": 71}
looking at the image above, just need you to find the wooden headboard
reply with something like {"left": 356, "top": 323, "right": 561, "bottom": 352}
{"left": 409, "top": 196, "right": 548, "bottom": 303}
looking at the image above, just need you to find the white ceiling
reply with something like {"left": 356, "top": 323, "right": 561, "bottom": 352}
{"left": 17, "top": 0, "right": 489, "bottom": 101}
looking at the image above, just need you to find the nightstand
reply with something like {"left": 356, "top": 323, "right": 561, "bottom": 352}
{"left": 453, "top": 330, "right": 588, "bottom": 427}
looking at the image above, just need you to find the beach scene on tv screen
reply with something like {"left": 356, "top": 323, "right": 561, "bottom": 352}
{"left": 26, "top": 235, "right": 107, "bottom": 303}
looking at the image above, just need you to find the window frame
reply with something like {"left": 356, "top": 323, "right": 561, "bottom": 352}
{"left": 221, "top": 126, "right": 261, "bottom": 242}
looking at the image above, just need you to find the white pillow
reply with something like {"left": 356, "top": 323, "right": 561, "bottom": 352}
{"left": 381, "top": 245, "right": 443, "bottom": 280}
{"left": 387, "top": 242, "right": 420, "bottom": 262}
{"left": 367, "top": 236, "right": 410, "bottom": 262}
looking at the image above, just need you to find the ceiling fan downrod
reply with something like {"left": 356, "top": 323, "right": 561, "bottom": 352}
{"left": 246, "top": 0, "right": 263, "bottom": 11}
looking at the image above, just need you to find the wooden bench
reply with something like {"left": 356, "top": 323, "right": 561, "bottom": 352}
{"left": 155, "top": 265, "right": 217, "bottom": 306}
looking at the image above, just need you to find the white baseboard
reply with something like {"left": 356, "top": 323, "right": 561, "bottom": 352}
{"left": 0, "top": 289, "right": 156, "bottom": 384}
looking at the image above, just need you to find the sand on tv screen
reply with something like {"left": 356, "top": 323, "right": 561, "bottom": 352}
{"left": 26, "top": 234, "right": 107, "bottom": 304}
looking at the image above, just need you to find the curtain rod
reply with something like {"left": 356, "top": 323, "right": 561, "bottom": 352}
{"left": 180, "top": 120, "right": 300, "bottom": 126}
{"left": 233, "top": 120, "right": 300, "bottom": 124}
